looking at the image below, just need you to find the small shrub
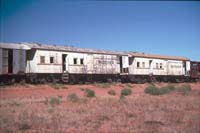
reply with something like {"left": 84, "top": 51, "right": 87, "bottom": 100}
{"left": 166, "top": 85, "right": 176, "bottom": 91}
{"left": 121, "top": 88, "right": 132, "bottom": 96}
{"left": 85, "top": 89, "right": 95, "bottom": 97}
{"left": 176, "top": 84, "right": 192, "bottom": 94}
{"left": 159, "top": 87, "right": 171, "bottom": 95}
{"left": 144, "top": 86, "right": 160, "bottom": 95}
{"left": 47, "top": 106, "right": 54, "bottom": 113}
{"left": 50, "top": 83, "right": 64, "bottom": 90}
{"left": 108, "top": 90, "right": 116, "bottom": 95}
{"left": 93, "top": 83, "right": 111, "bottom": 88}
{"left": 126, "top": 83, "right": 132, "bottom": 88}
{"left": 49, "top": 96, "right": 61, "bottom": 106}
{"left": 61, "top": 86, "right": 68, "bottom": 89}
{"left": 80, "top": 88, "right": 85, "bottom": 91}
{"left": 67, "top": 93, "right": 79, "bottom": 102}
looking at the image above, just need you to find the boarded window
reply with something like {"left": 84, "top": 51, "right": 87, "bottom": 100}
{"left": 40, "top": 56, "right": 45, "bottom": 64}
{"left": 156, "top": 63, "right": 159, "bottom": 69}
{"left": 73, "top": 58, "right": 77, "bottom": 64}
{"left": 80, "top": 58, "right": 84, "bottom": 65}
{"left": 160, "top": 63, "right": 163, "bottom": 69}
{"left": 50, "top": 57, "right": 54, "bottom": 64}
{"left": 142, "top": 62, "right": 145, "bottom": 68}
{"left": 137, "top": 62, "right": 140, "bottom": 68}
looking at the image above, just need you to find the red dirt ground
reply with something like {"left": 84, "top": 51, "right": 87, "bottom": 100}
{"left": 0, "top": 82, "right": 200, "bottom": 133}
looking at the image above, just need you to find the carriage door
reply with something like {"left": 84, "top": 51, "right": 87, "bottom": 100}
{"left": 62, "top": 54, "right": 68, "bottom": 72}
{"left": 2, "top": 49, "right": 13, "bottom": 74}
{"left": 87, "top": 54, "right": 94, "bottom": 74}
{"left": 149, "top": 60, "right": 153, "bottom": 75}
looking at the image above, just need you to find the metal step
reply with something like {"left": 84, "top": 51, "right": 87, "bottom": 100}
{"left": 61, "top": 73, "right": 69, "bottom": 83}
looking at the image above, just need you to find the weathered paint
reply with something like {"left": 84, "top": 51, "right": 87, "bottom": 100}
{"left": 2, "top": 49, "right": 8, "bottom": 74}
{"left": 13, "top": 50, "right": 26, "bottom": 74}
{"left": 26, "top": 49, "right": 120, "bottom": 74}
{"left": 129, "top": 57, "right": 186, "bottom": 76}
{"left": 122, "top": 56, "right": 129, "bottom": 68}
{"left": 186, "top": 61, "right": 191, "bottom": 76}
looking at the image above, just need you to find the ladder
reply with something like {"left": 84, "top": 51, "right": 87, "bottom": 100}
{"left": 61, "top": 73, "right": 69, "bottom": 83}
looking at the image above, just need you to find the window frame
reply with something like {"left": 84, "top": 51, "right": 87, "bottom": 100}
{"left": 50, "top": 57, "right": 54, "bottom": 64}
{"left": 160, "top": 63, "right": 163, "bottom": 69}
{"left": 142, "top": 62, "right": 145, "bottom": 68}
{"left": 137, "top": 62, "right": 140, "bottom": 68}
{"left": 80, "top": 58, "right": 84, "bottom": 65}
{"left": 40, "top": 56, "right": 45, "bottom": 64}
{"left": 73, "top": 58, "right": 77, "bottom": 65}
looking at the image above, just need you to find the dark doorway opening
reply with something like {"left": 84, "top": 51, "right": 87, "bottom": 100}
{"left": 8, "top": 49, "right": 13, "bottom": 73}
{"left": 62, "top": 54, "right": 67, "bottom": 72}
{"left": 120, "top": 56, "right": 123, "bottom": 73}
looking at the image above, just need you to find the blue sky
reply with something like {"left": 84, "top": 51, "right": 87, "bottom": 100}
{"left": 0, "top": 0, "right": 200, "bottom": 60}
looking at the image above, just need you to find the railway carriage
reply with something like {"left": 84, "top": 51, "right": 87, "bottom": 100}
{"left": 127, "top": 52, "right": 190, "bottom": 83}
{"left": 0, "top": 42, "right": 196, "bottom": 84}
{"left": 0, "top": 43, "right": 128, "bottom": 83}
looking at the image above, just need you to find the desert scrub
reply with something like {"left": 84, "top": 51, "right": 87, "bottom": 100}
{"left": 144, "top": 86, "right": 160, "bottom": 95}
{"left": 108, "top": 90, "right": 116, "bottom": 95}
{"left": 67, "top": 93, "right": 79, "bottom": 102}
{"left": 85, "top": 88, "right": 95, "bottom": 97}
{"left": 49, "top": 96, "right": 61, "bottom": 106}
{"left": 49, "top": 83, "right": 64, "bottom": 89}
{"left": 145, "top": 85, "right": 176, "bottom": 95}
{"left": 126, "top": 83, "right": 133, "bottom": 88}
{"left": 176, "top": 84, "right": 192, "bottom": 94}
{"left": 166, "top": 85, "right": 176, "bottom": 91}
{"left": 47, "top": 106, "right": 54, "bottom": 113}
{"left": 121, "top": 88, "right": 132, "bottom": 96}
{"left": 159, "top": 86, "right": 171, "bottom": 95}
{"left": 93, "top": 83, "right": 111, "bottom": 88}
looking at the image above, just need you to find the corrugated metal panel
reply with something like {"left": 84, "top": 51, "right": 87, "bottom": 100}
{"left": 13, "top": 50, "right": 26, "bottom": 74}
{"left": 2, "top": 49, "right": 8, "bottom": 74}
{"left": 23, "top": 43, "right": 127, "bottom": 56}
{"left": 129, "top": 52, "right": 189, "bottom": 61}
{"left": 0, "top": 43, "right": 31, "bottom": 50}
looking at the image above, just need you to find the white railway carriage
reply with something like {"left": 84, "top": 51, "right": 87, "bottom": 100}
{"left": 0, "top": 43, "right": 128, "bottom": 83}
{"left": 128, "top": 52, "right": 190, "bottom": 82}
{"left": 0, "top": 42, "right": 191, "bottom": 83}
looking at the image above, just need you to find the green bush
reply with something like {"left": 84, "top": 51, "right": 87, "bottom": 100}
{"left": 85, "top": 89, "right": 95, "bottom": 97}
{"left": 145, "top": 85, "right": 177, "bottom": 95}
{"left": 166, "top": 85, "right": 176, "bottom": 91}
{"left": 121, "top": 88, "right": 132, "bottom": 96}
{"left": 67, "top": 93, "right": 79, "bottom": 102}
{"left": 159, "top": 87, "right": 171, "bottom": 95}
{"left": 50, "top": 83, "right": 64, "bottom": 89}
{"left": 108, "top": 90, "right": 116, "bottom": 95}
{"left": 176, "top": 84, "right": 192, "bottom": 94}
{"left": 144, "top": 86, "right": 160, "bottom": 95}
{"left": 49, "top": 96, "right": 61, "bottom": 106}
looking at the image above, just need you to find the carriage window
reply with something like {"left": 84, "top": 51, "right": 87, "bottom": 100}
{"left": 137, "top": 62, "right": 140, "bottom": 68}
{"left": 73, "top": 58, "right": 77, "bottom": 64}
{"left": 142, "top": 62, "right": 145, "bottom": 68}
{"left": 50, "top": 57, "right": 54, "bottom": 64}
{"left": 80, "top": 58, "right": 84, "bottom": 65}
{"left": 156, "top": 63, "right": 159, "bottom": 69}
{"left": 40, "top": 56, "right": 45, "bottom": 64}
{"left": 160, "top": 63, "right": 163, "bottom": 69}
